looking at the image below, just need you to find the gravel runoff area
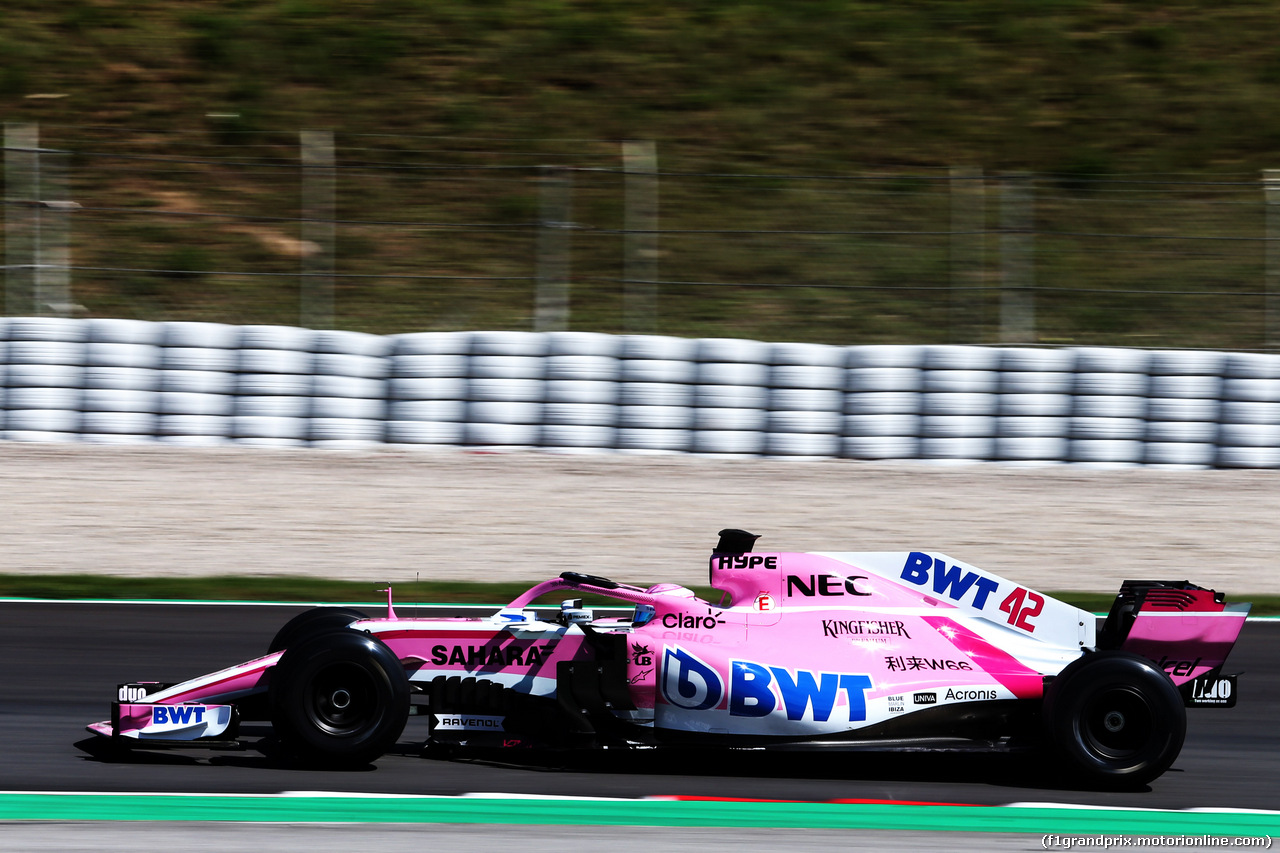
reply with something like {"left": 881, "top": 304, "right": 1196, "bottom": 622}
{"left": 1, "top": 444, "right": 1278, "bottom": 595}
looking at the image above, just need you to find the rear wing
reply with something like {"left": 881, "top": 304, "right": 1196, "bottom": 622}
{"left": 1099, "top": 579, "right": 1250, "bottom": 699}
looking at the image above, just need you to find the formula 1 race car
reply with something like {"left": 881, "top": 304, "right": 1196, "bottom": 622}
{"left": 87, "top": 530, "right": 1250, "bottom": 788}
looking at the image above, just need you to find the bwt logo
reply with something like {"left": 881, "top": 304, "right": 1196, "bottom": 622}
{"left": 899, "top": 552, "right": 1000, "bottom": 609}
{"left": 661, "top": 647, "right": 872, "bottom": 723}
{"left": 151, "top": 706, "right": 205, "bottom": 726}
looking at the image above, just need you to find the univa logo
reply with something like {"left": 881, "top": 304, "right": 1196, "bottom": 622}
{"left": 661, "top": 646, "right": 873, "bottom": 722}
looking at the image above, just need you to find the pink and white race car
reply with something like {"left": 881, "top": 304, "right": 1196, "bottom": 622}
{"left": 87, "top": 530, "right": 1249, "bottom": 787}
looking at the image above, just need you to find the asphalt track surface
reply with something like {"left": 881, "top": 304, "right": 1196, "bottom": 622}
{"left": 2, "top": 601, "right": 1277, "bottom": 811}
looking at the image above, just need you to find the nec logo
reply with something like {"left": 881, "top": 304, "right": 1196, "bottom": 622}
{"left": 661, "top": 647, "right": 872, "bottom": 723}
{"left": 786, "top": 574, "right": 871, "bottom": 597}
{"left": 899, "top": 552, "right": 1000, "bottom": 609}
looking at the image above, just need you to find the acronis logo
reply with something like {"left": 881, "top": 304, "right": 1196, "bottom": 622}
{"left": 661, "top": 646, "right": 872, "bottom": 722}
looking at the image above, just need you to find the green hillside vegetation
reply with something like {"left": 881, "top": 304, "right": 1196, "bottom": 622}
{"left": 4, "top": 2, "right": 1280, "bottom": 346}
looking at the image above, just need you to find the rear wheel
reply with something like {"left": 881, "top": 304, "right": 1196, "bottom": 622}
{"left": 268, "top": 607, "right": 367, "bottom": 654}
{"left": 1044, "top": 651, "right": 1185, "bottom": 788}
{"left": 269, "top": 629, "right": 409, "bottom": 767}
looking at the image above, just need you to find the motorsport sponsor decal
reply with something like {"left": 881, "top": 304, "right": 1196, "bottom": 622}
{"left": 661, "top": 608, "right": 726, "bottom": 630}
{"left": 433, "top": 714, "right": 505, "bottom": 731}
{"left": 943, "top": 687, "right": 997, "bottom": 701}
{"left": 1155, "top": 655, "right": 1203, "bottom": 677}
{"left": 132, "top": 703, "right": 233, "bottom": 738}
{"left": 1185, "top": 672, "right": 1236, "bottom": 707}
{"left": 151, "top": 705, "right": 209, "bottom": 726}
{"left": 428, "top": 643, "right": 553, "bottom": 667}
{"left": 786, "top": 574, "right": 871, "bottom": 598}
{"left": 713, "top": 554, "right": 779, "bottom": 570}
{"left": 884, "top": 655, "right": 972, "bottom": 672}
{"left": 117, "top": 684, "right": 153, "bottom": 702}
{"left": 661, "top": 646, "right": 873, "bottom": 722}
{"left": 913, "top": 691, "right": 937, "bottom": 705}
{"left": 753, "top": 592, "right": 776, "bottom": 612}
{"left": 899, "top": 552, "right": 1044, "bottom": 634}
{"left": 887, "top": 694, "right": 905, "bottom": 713}
{"left": 631, "top": 643, "right": 654, "bottom": 666}
{"left": 822, "top": 619, "right": 910, "bottom": 639}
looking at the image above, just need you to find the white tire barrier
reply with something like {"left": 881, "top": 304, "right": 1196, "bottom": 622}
{"left": 995, "top": 436, "right": 1069, "bottom": 461}
{"left": 234, "top": 396, "right": 310, "bottom": 419}
{"left": 765, "top": 432, "right": 840, "bottom": 457}
{"left": 616, "top": 381, "right": 696, "bottom": 404}
{"left": 161, "top": 370, "right": 235, "bottom": 395}
{"left": 843, "top": 414, "right": 920, "bottom": 437}
{"left": 543, "top": 403, "right": 618, "bottom": 427}
{"left": 162, "top": 347, "right": 239, "bottom": 372}
{"left": 8, "top": 321, "right": 1280, "bottom": 469}
{"left": 1145, "top": 442, "right": 1216, "bottom": 467}
{"left": 470, "top": 355, "right": 544, "bottom": 380}
{"left": 545, "top": 355, "right": 619, "bottom": 382}
{"left": 466, "top": 422, "right": 540, "bottom": 446}
{"left": 545, "top": 380, "right": 618, "bottom": 405}
{"left": 617, "top": 428, "right": 691, "bottom": 453}
{"left": 386, "top": 421, "right": 465, "bottom": 445}
{"left": 391, "top": 331, "right": 472, "bottom": 356}
{"left": 388, "top": 400, "right": 466, "bottom": 422}
{"left": 162, "top": 322, "right": 239, "bottom": 349}
{"left": 846, "top": 345, "right": 924, "bottom": 369}
{"left": 161, "top": 393, "right": 234, "bottom": 417}
{"left": 920, "top": 393, "right": 998, "bottom": 417}
{"left": 694, "top": 407, "right": 766, "bottom": 431}
{"left": 844, "top": 392, "right": 920, "bottom": 415}
{"left": 692, "top": 430, "right": 765, "bottom": 455}
{"left": 841, "top": 435, "right": 920, "bottom": 460}
{"left": 846, "top": 367, "right": 922, "bottom": 393}
{"left": 158, "top": 415, "right": 232, "bottom": 437}
{"left": 921, "top": 436, "right": 995, "bottom": 460}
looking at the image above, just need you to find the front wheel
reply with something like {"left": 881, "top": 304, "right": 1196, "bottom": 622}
{"left": 269, "top": 629, "right": 410, "bottom": 767}
{"left": 268, "top": 606, "right": 368, "bottom": 654}
{"left": 1043, "top": 650, "right": 1186, "bottom": 789}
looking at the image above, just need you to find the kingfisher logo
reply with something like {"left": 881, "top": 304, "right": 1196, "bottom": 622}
{"left": 661, "top": 646, "right": 872, "bottom": 722}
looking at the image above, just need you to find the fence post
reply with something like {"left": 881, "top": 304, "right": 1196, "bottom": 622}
{"left": 950, "top": 166, "right": 984, "bottom": 343}
{"left": 535, "top": 165, "right": 572, "bottom": 332}
{"left": 5, "top": 123, "right": 38, "bottom": 316}
{"left": 623, "top": 140, "right": 658, "bottom": 334}
{"left": 300, "top": 129, "right": 335, "bottom": 329}
{"left": 999, "top": 172, "right": 1035, "bottom": 343}
{"left": 4, "top": 123, "right": 75, "bottom": 318}
{"left": 1266, "top": 169, "right": 1280, "bottom": 348}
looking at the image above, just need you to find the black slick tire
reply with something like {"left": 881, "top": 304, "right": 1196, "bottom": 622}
{"left": 268, "top": 607, "right": 368, "bottom": 654}
{"left": 1043, "top": 650, "right": 1186, "bottom": 789}
{"left": 269, "top": 629, "right": 409, "bottom": 767}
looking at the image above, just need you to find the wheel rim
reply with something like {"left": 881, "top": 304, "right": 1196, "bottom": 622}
{"left": 1080, "top": 685, "right": 1154, "bottom": 761}
{"left": 304, "top": 661, "right": 379, "bottom": 737}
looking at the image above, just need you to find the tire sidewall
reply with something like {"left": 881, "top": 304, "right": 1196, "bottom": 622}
{"left": 269, "top": 629, "right": 409, "bottom": 767}
{"left": 1044, "top": 651, "right": 1187, "bottom": 787}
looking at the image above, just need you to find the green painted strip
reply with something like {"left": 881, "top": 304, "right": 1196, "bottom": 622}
{"left": 0, "top": 795, "right": 1275, "bottom": 835}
